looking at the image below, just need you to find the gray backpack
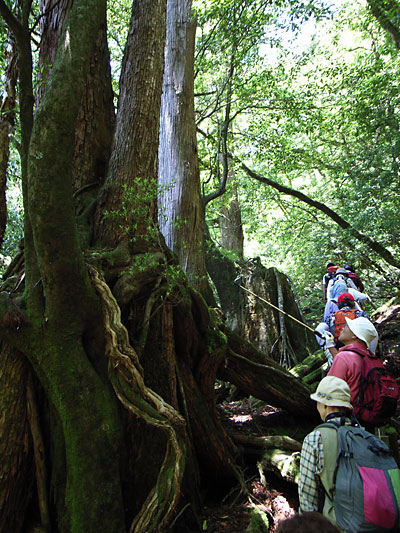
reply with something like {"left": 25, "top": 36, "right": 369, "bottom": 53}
{"left": 318, "top": 419, "right": 400, "bottom": 532}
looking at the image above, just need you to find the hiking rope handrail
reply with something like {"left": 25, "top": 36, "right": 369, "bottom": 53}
{"left": 239, "top": 284, "right": 323, "bottom": 338}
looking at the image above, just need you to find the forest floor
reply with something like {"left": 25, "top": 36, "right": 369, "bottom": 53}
{"left": 202, "top": 299, "right": 400, "bottom": 533}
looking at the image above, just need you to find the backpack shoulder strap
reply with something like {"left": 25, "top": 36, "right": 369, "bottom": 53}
{"left": 315, "top": 422, "right": 339, "bottom": 504}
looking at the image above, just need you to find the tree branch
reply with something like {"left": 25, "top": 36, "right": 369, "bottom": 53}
{"left": 367, "top": 0, "right": 400, "bottom": 49}
{"left": 203, "top": 49, "right": 236, "bottom": 206}
{"left": 240, "top": 161, "right": 400, "bottom": 270}
{"left": 0, "top": 1, "right": 24, "bottom": 43}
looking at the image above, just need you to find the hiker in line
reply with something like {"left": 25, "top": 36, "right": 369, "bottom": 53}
{"left": 344, "top": 264, "right": 364, "bottom": 292}
{"left": 316, "top": 293, "right": 376, "bottom": 363}
{"left": 323, "top": 263, "right": 338, "bottom": 302}
{"left": 276, "top": 511, "right": 340, "bottom": 533}
{"left": 323, "top": 268, "right": 368, "bottom": 322}
{"left": 298, "top": 375, "right": 400, "bottom": 532}
{"left": 326, "top": 267, "right": 358, "bottom": 301}
{"left": 298, "top": 376, "right": 353, "bottom": 525}
{"left": 325, "top": 317, "right": 381, "bottom": 429}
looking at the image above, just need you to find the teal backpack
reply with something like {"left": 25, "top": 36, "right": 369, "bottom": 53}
{"left": 318, "top": 418, "right": 400, "bottom": 532}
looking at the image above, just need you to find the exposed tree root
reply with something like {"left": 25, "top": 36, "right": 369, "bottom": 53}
{"left": 228, "top": 432, "right": 302, "bottom": 452}
{"left": 272, "top": 268, "right": 297, "bottom": 369}
{"left": 26, "top": 375, "right": 50, "bottom": 532}
{"left": 89, "top": 266, "right": 187, "bottom": 532}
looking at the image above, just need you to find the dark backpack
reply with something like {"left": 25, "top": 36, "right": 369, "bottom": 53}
{"left": 347, "top": 271, "right": 364, "bottom": 292}
{"left": 318, "top": 418, "right": 400, "bottom": 532}
{"left": 333, "top": 308, "right": 358, "bottom": 340}
{"left": 350, "top": 347, "right": 399, "bottom": 427}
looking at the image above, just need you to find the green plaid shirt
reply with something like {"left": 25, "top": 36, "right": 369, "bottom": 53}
{"left": 298, "top": 429, "right": 324, "bottom": 512}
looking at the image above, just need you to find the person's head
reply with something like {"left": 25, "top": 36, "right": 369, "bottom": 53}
{"left": 327, "top": 265, "right": 338, "bottom": 276}
{"left": 326, "top": 262, "right": 335, "bottom": 270}
{"left": 310, "top": 376, "right": 352, "bottom": 421}
{"left": 338, "top": 317, "right": 378, "bottom": 348}
{"left": 345, "top": 263, "right": 354, "bottom": 272}
{"left": 337, "top": 292, "right": 355, "bottom": 309}
{"left": 276, "top": 512, "right": 340, "bottom": 533}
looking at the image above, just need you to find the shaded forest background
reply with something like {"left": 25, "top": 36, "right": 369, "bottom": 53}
{"left": 0, "top": 0, "right": 399, "bottom": 532}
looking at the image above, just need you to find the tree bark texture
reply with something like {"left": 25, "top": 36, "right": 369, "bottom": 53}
{"left": 37, "top": 0, "right": 115, "bottom": 222}
{"left": 158, "top": 0, "right": 210, "bottom": 296}
{"left": 218, "top": 186, "right": 244, "bottom": 260}
{"left": 95, "top": 0, "right": 167, "bottom": 249}
{"left": 0, "top": 344, "right": 33, "bottom": 533}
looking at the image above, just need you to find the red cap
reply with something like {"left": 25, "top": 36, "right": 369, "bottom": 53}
{"left": 328, "top": 265, "right": 338, "bottom": 274}
{"left": 338, "top": 292, "right": 354, "bottom": 303}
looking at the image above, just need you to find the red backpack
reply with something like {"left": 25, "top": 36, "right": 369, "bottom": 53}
{"left": 350, "top": 348, "right": 399, "bottom": 427}
{"left": 334, "top": 308, "right": 358, "bottom": 340}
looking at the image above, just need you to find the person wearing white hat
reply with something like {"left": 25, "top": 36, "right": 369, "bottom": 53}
{"left": 298, "top": 376, "right": 353, "bottom": 527}
{"left": 326, "top": 317, "right": 379, "bottom": 419}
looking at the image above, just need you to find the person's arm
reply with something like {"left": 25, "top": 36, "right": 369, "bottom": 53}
{"left": 349, "top": 287, "right": 368, "bottom": 304}
{"left": 320, "top": 331, "right": 338, "bottom": 357}
{"left": 327, "top": 345, "right": 338, "bottom": 357}
{"left": 298, "top": 431, "right": 323, "bottom": 513}
{"left": 323, "top": 274, "right": 328, "bottom": 301}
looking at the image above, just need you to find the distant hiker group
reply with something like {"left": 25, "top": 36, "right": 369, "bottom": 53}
{"left": 315, "top": 261, "right": 397, "bottom": 430}
{"left": 295, "top": 262, "right": 400, "bottom": 532}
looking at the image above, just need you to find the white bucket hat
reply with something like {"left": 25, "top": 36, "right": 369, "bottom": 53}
{"left": 310, "top": 376, "right": 352, "bottom": 409}
{"left": 345, "top": 316, "right": 378, "bottom": 346}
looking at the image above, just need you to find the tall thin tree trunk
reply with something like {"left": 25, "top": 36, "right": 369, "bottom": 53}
{"left": 158, "top": 0, "right": 213, "bottom": 300}
{"left": 218, "top": 186, "right": 244, "bottom": 260}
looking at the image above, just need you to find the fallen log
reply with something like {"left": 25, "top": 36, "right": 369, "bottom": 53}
{"left": 218, "top": 330, "right": 314, "bottom": 416}
{"left": 301, "top": 361, "right": 329, "bottom": 386}
{"left": 289, "top": 350, "right": 326, "bottom": 379}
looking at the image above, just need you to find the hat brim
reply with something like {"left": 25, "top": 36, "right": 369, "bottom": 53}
{"left": 310, "top": 391, "right": 352, "bottom": 409}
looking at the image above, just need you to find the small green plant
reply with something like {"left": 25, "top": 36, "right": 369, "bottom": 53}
{"left": 245, "top": 506, "right": 270, "bottom": 533}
